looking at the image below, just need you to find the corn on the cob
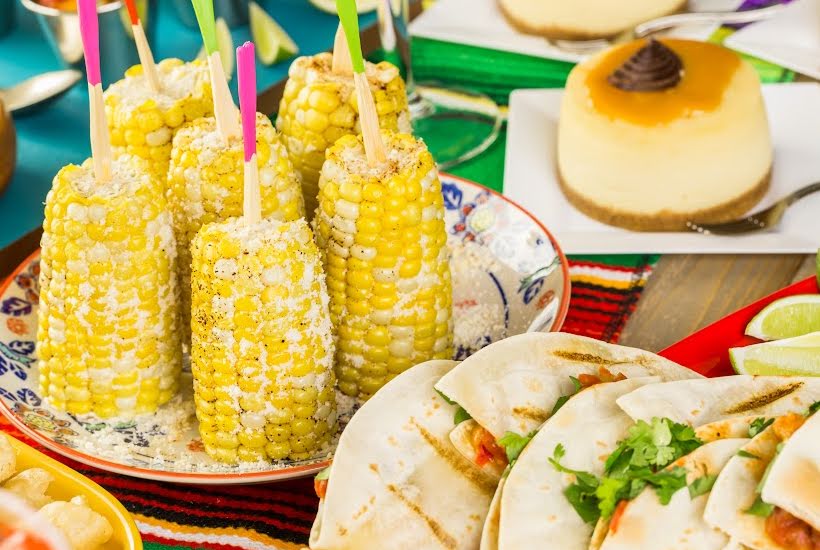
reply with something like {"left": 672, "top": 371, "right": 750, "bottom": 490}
{"left": 190, "top": 217, "right": 337, "bottom": 463}
{"left": 314, "top": 132, "right": 453, "bottom": 399}
{"left": 276, "top": 53, "right": 411, "bottom": 217}
{"left": 105, "top": 58, "right": 213, "bottom": 180}
{"left": 167, "top": 114, "right": 305, "bottom": 345}
{"left": 37, "top": 155, "right": 182, "bottom": 418}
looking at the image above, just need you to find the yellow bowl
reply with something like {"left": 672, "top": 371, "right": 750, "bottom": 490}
{"left": 7, "top": 434, "right": 142, "bottom": 550}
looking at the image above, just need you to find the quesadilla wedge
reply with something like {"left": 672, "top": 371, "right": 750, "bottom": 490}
{"left": 483, "top": 377, "right": 657, "bottom": 550}
{"left": 760, "top": 410, "right": 820, "bottom": 532}
{"left": 597, "top": 438, "right": 748, "bottom": 550}
{"left": 705, "top": 409, "right": 820, "bottom": 550}
{"left": 309, "top": 360, "right": 496, "bottom": 550}
{"left": 585, "top": 416, "right": 760, "bottom": 550}
{"left": 434, "top": 333, "right": 701, "bottom": 476}
{"left": 617, "top": 376, "right": 820, "bottom": 427}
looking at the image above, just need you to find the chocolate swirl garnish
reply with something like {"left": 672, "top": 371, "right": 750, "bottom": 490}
{"left": 608, "top": 39, "right": 683, "bottom": 92}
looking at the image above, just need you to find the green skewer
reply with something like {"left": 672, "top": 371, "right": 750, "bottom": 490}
{"left": 336, "top": 0, "right": 365, "bottom": 74}
{"left": 192, "top": 0, "right": 218, "bottom": 56}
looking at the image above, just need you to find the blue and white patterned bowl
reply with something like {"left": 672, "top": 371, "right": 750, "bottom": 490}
{"left": 0, "top": 173, "right": 569, "bottom": 484}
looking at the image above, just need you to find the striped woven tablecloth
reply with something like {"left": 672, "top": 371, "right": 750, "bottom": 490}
{"left": 0, "top": 254, "right": 656, "bottom": 550}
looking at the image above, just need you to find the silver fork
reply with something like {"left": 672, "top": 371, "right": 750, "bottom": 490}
{"left": 686, "top": 181, "right": 820, "bottom": 235}
{"left": 551, "top": 4, "right": 785, "bottom": 56}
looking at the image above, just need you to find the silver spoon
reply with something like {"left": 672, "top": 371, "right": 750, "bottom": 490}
{"left": 0, "top": 70, "right": 83, "bottom": 115}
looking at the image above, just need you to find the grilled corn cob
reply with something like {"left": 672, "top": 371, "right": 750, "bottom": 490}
{"left": 167, "top": 114, "right": 304, "bottom": 345}
{"left": 37, "top": 155, "right": 182, "bottom": 418}
{"left": 314, "top": 132, "right": 453, "bottom": 398}
{"left": 276, "top": 53, "right": 411, "bottom": 217}
{"left": 105, "top": 58, "right": 213, "bottom": 180}
{"left": 190, "top": 217, "right": 337, "bottom": 463}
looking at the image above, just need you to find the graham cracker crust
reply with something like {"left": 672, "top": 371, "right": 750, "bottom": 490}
{"left": 498, "top": 0, "right": 687, "bottom": 41}
{"left": 558, "top": 167, "right": 773, "bottom": 232}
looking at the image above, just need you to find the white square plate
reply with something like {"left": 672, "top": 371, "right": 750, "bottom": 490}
{"left": 503, "top": 84, "right": 820, "bottom": 254}
{"left": 725, "top": 0, "right": 820, "bottom": 81}
{"left": 409, "top": 0, "right": 735, "bottom": 64}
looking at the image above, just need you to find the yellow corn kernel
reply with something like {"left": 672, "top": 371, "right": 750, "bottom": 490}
{"left": 277, "top": 54, "right": 411, "bottom": 218}
{"left": 37, "top": 154, "right": 182, "bottom": 418}
{"left": 105, "top": 59, "right": 213, "bottom": 179}
{"left": 314, "top": 131, "right": 453, "bottom": 398}
{"left": 190, "top": 217, "right": 337, "bottom": 463}
{"left": 167, "top": 115, "right": 304, "bottom": 346}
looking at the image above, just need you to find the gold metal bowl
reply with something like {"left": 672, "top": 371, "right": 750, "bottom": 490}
{"left": 0, "top": 99, "right": 15, "bottom": 197}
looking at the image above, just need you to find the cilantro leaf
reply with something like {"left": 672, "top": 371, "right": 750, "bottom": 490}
{"left": 749, "top": 417, "right": 774, "bottom": 437}
{"left": 551, "top": 418, "right": 701, "bottom": 525}
{"left": 315, "top": 466, "right": 331, "bottom": 481}
{"left": 744, "top": 496, "right": 775, "bottom": 517}
{"left": 563, "top": 481, "right": 601, "bottom": 524}
{"left": 605, "top": 418, "right": 702, "bottom": 474}
{"left": 498, "top": 430, "right": 537, "bottom": 464}
{"left": 550, "top": 444, "right": 603, "bottom": 524}
{"left": 553, "top": 443, "right": 566, "bottom": 461}
{"left": 688, "top": 473, "right": 717, "bottom": 499}
{"left": 550, "top": 376, "right": 582, "bottom": 416}
{"left": 549, "top": 446, "right": 601, "bottom": 488}
{"left": 809, "top": 400, "right": 820, "bottom": 416}
{"left": 642, "top": 467, "right": 688, "bottom": 505}
{"left": 595, "top": 476, "right": 629, "bottom": 519}
{"left": 454, "top": 406, "right": 472, "bottom": 426}
{"left": 737, "top": 450, "right": 760, "bottom": 460}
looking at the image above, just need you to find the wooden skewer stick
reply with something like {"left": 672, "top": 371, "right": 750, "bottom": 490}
{"left": 354, "top": 72, "right": 386, "bottom": 166}
{"left": 208, "top": 52, "right": 241, "bottom": 139}
{"left": 238, "top": 42, "right": 261, "bottom": 225}
{"left": 193, "top": 0, "right": 240, "bottom": 140}
{"left": 337, "top": 0, "right": 387, "bottom": 166}
{"left": 332, "top": 24, "right": 353, "bottom": 75}
{"left": 124, "top": 0, "right": 160, "bottom": 92}
{"left": 78, "top": 0, "right": 112, "bottom": 183}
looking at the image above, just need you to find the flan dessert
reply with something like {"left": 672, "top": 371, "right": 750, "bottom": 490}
{"left": 557, "top": 38, "right": 772, "bottom": 231}
{"left": 499, "top": 0, "right": 686, "bottom": 40}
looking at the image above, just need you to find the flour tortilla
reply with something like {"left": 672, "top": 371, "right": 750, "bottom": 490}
{"left": 617, "top": 376, "right": 820, "bottom": 427}
{"left": 434, "top": 333, "right": 701, "bottom": 443}
{"left": 309, "top": 360, "right": 496, "bottom": 550}
{"left": 586, "top": 416, "right": 761, "bottom": 550}
{"left": 704, "top": 427, "right": 783, "bottom": 550}
{"left": 598, "top": 438, "right": 748, "bottom": 550}
{"left": 485, "top": 378, "right": 657, "bottom": 550}
{"left": 761, "top": 411, "right": 820, "bottom": 531}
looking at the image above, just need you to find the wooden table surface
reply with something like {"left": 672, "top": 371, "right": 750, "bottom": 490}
{"left": 620, "top": 253, "right": 816, "bottom": 352}
{"left": 2, "top": 227, "right": 814, "bottom": 353}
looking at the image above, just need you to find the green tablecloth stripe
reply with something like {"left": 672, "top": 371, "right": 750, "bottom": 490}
{"left": 412, "top": 28, "right": 795, "bottom": 107}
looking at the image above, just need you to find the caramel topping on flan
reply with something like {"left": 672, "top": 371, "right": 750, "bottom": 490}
{"left": 586, "top": 39, "right": 741, "bottom": 126}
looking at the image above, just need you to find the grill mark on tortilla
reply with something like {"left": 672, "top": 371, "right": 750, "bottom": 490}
{"left": 385, "top": 483, "right": 459, "bottom": 549}
{"left": 552, "top": 351, "right": 622, "bottom": 365}
{"left": 410, "top": 418, "right": 497, "bottom": 495}
{"left": 552, "top": 351, "right": 660, "bottom": 372}
{"left": 723, "top": 382, "right": 804, "bottom": 414}
{"left": 512, "top": 406, "right": 550, "bottom": 423}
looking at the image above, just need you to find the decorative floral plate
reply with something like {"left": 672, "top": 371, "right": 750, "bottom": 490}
{"left": 0, "top": 174, "right": 570, "bottom": 484}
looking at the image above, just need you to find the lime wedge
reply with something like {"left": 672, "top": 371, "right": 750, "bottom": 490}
{"left": 249, "top": 1, "right": 299, "bottom": 65}
{"left": 745, "top": 295, "right": 820, "bottom": 341}
{"left": 196, "top": 18, "right": 235, "bottom": 80}
{"left": 308, "top": 0, "right": 379, "bottom": 14}
{"left": 730, "top": 332, "right": 820, "bottom": 376}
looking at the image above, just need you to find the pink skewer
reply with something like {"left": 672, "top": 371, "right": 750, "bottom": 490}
{"left": 237, "top": 41, "right": 257, "bottom": 163}
{"left": 77, "top": 0, "right": 101, "bottom": 86}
